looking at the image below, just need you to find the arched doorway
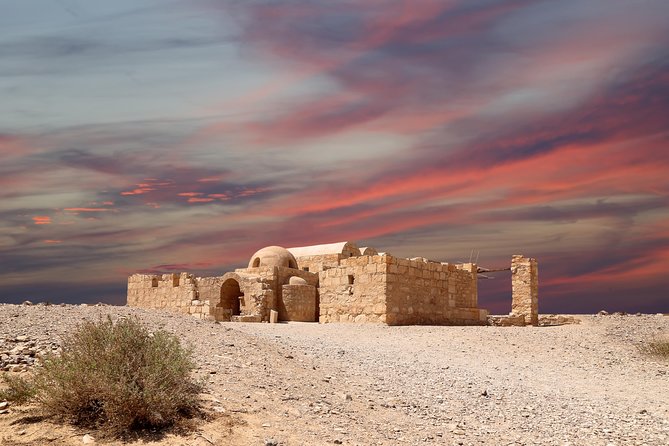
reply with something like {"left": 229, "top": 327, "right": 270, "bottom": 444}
{"left": 220, "top": 278, "right": 242, "bottom": 316}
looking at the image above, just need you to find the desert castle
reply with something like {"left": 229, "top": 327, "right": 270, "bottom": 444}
{"left": 127, "top": 241, "right": 538, "bottom": 326}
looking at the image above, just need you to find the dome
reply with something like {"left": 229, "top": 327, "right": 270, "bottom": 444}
{"left": 288, "top": 276, "right": 308, "bottom": 285}
{"left": 248, "top": 246, "right": 298, "bottom": 269}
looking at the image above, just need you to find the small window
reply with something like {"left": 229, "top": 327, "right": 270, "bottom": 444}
{"left": 252, "top": 257, "right": 260, "bottom": 268}
{"left": 303, "top": 267, "right": 310, "bottom": 272}
{"left": 348, "top": 275, "right": 355, "bottom": 285}
{"left": 151, "top": 278, "right": 158, "bottom": 287}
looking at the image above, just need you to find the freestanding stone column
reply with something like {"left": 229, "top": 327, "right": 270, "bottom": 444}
{"left": 511, "top": 255, "right": 539, "bottom": 326}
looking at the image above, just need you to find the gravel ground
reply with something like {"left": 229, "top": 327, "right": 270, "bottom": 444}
{"left": 1, "top": 304, "right": 668, "bottom": 446}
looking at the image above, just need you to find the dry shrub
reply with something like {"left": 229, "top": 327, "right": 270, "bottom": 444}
{"left": 0, "top": 374, "right": 37, "bottom": 404}
{"left": 3, "top": 316, "right": 203, "bottom": 436}
{"left": 642, "top": 339, "right": 669, "bottom": 359}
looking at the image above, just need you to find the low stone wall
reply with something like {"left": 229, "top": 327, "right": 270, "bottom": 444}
{"left": 127, "top": 273, "right": 197, "bottom": 314}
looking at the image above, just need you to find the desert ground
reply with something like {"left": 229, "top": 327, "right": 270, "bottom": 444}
{"left": 1, "top": 304, "right": 668, "bottom": 446}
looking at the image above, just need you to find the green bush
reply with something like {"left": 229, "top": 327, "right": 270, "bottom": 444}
{"left": 3, "top": 316, "right": 203, "bottom": 436}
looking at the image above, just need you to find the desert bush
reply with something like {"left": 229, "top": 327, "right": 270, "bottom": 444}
{"left": 0, "top": 374, "right": 37, "bottom": 404}
{"left": 4, "top": 316, "right": 203, "bottom": 436}
{"left": 642, "top": 339, "right": 669, "bottom": 359}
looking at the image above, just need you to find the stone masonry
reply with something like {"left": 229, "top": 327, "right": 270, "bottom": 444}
{"left": 511, "top": 255, "right": 539, "bottom": 326}
{"left": 128, "top": 241, "right": 539, "bottom": 326}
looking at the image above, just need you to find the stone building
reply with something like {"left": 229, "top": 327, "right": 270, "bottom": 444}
{"left": 127, "top": 241, "right": 539, "bottom": 326}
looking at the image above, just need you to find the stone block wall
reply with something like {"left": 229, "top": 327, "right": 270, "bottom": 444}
{"left": 385, "top": 257, "right": 485, "bottom": 325}
{"left": 293, "top": 253, "right": 344, "bottom": 273}
{"left": 318, "top": 255, "right": 388, "bottom": 323}
{"left": 280, "top": 284, "right": 317, "bottom": 321}
{"left": 511, "top": 255, "right": 539, "bottom": 326}
{"left": 196, "top": 276, "right": 225, "bottom": 307}
{"left": 127, "top": 272, "right": 197, "bottom": 314}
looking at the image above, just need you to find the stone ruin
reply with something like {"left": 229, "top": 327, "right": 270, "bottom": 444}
{"left": 127, "top": 241, "right": 539, "bottom": 326}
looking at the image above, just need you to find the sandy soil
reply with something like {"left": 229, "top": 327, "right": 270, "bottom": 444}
{"left": 1, "top": 304, "right": 668, "bottom": 445}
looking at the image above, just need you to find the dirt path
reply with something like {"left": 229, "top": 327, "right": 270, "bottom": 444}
{"left": 1, "top": 305, "right": 668, "bottom": 445}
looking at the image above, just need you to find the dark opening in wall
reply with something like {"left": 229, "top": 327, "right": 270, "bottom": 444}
{"left": 151, "top": 278, "right": 158, "bottom": 287}
{"left": 348, "top": 274, "right": 355, "bottom": 285}
{"left": 303, "top": 267, "right": 310, "bottom": 272}
{"left": 252, "top": 257, "right": 260, "bottom": 268}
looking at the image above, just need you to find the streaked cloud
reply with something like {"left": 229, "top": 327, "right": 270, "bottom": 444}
{"left": 0, "top": 0, "right": 667, "bottom": 313}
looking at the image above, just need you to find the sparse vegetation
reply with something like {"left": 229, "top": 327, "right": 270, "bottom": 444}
{"left": 2, "top": 316, "right": 203, "bottom": 436}
{"left": 642, "top": 338, "right": 669, "bottom": 359}
{"left": 0, "top": 374, "right": 37, "bottom": 404}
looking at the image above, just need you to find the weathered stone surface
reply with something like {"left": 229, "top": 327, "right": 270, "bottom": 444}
{"left": 511, "top": 255, "right": 539, "bottom": 326}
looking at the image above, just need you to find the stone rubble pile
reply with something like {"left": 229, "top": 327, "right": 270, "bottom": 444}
{"left": 0, "top": 336, "right": 61, "bottom": 372}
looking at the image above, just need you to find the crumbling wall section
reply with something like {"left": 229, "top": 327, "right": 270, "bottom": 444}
{"left": 511, "top": 255, "right": 539, "bottom": 326}
{"left": 318, "top": 255, "right": 388, "bottom": 323}
{"left": 127, "top": 272, "right": 197, "bottom": 314}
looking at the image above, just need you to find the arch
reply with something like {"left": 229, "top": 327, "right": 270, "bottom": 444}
{"left": 220, "top": 278, "right": 242, "bottom": 316}
{"left": 252, "top": 257, "right": 260, "bottom": 268}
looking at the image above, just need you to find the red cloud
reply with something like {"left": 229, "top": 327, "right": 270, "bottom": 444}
{"left": 32, "top": 216, "right": 51, "bottom": 225}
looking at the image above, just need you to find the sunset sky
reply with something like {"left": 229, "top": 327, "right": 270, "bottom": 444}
{"left": 1, "top": 0, "right": 668, "bottom": 313}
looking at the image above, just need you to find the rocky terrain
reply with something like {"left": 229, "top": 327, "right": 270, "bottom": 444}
{"left": 1, "top": 304, "right": 668, "bottom": 445}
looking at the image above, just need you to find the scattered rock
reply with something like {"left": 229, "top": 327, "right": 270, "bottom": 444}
{"left": 82, "top": 433, "right": 95, "bottom": 444}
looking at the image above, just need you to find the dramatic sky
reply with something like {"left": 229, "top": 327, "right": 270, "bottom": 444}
{"left": 1, "top": 0, "right": 668, "bottom": 313}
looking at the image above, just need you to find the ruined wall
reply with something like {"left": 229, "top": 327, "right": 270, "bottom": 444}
{"left": 318, "top": 255, "right": 388, "bottom": 323}
{"left": 511, "top": 255, "right": 539, "bottom": 326}
{"left": 127, "top": 273, "right": 197, "bottom": 314}
{"left": 280, "top": 284, "right": 317, "bottom": 322}
{"left": 385, "top": 258, "right": 486, "bottom": 325}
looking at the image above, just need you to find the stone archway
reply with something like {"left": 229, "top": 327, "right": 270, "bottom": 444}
{"left": 220, "top": 278, "right": 242, "bottom": 316}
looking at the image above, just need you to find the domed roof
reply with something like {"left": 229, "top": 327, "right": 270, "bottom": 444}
{"left": 248, "top": 246, "right": 298, "bottom": 269}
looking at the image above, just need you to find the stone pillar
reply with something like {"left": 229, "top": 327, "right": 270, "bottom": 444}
{"left": 511, "top": 255, "right": 538, "bottom": 326}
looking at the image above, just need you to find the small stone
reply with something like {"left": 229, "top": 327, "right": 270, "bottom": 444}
{"left": 0, "top": 402, "right": 8, "bottom": 409}
{"left": 342, "top": 393, "right": 352, "bottom": 401}
{"left": 22, "top": 301, "right": 33, "bottom": 306}
{"left": 15, "top": 336, "right": 28, "bottom": 342}
{"left": 333, "top": 440, "right": 343, "bottom": 445}
{"left": 0, "top": 409, "right": 9, "bottom": 415}
{"left": 82, "top": 433, "right": 96, "bottom": 444}
{"left": 262, "top": 423, "right": 271, "bottom": 428}
{"left": 264, "top": 439, "right": 279, "bottom": 446}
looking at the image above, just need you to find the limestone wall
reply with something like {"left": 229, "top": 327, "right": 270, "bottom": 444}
{"left": 293, "top": 253, "right": 343, "bottom": 272}
{"left": 385, "top": 257, "right": 485, "bottom": 325}
{"left": 511, "top": 255, "right": 539, "bottom": 326}
{"left": 196, "top": 276, "right": 225, "bottom": 306}
{"left": 280, "top": 284, "right": 317, "bottom": 321}
{"left": 318, "top": 255, "right": 388, "bottom": 323}
{"left": 127, "top": 272, "right": 197, "bottom": 314}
